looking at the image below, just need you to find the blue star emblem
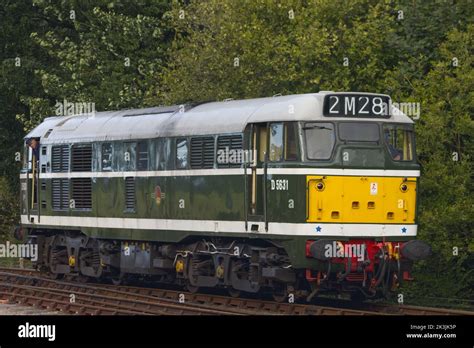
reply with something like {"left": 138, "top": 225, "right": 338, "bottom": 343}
{"left": 401, "top": 227, "right": 407, "bottom": 233}
{"left": 316, "top": 226, "right": 322, "bottom": 232}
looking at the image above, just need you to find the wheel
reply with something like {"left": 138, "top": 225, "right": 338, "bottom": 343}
{"left": 185, "top": 282, "right": 200, "bottom": 293}
{"left": 350, "top": 290, "right": 366, "bottom": 303}
{"left": 63, "top": 274, "right": 76, "bottom": 282}
{"left": 76, "top": 275, "right": 89, "bottom": 283}
{"left": 228, "top": 288, "right": 241, "bottom": 298}
{"left": 46, "top": 271, "right": 63, "bottom": 280}
{"left": 111, "top": 272, "right": 124, "bottom": 286}
{"left": 272, "top": 292, "right": 287, "bottom": 303}
{"left": 272, "top": 282, "right": 288, "bottom": 303}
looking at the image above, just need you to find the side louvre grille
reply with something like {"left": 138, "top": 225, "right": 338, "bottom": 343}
{"left": 71, "top": 144, "right": 92, "bottom": 172}
{"left": 217, "top": 135, "right": 243, "bottom": 168}
{"left": 190, "top": 137, "right": 215, "bottom": 169}
{"left": 52, "top": 179, "right": 69, "bottom": 210}
{"left": 137, "top": 141, "right": 148, "bottom": 170}
{"left": 125, "top": 177, "right": 135, "bottom": 211}
{"left": 71, "top": 178, "right": 92, "bottom": 209}
{"left": 51, "top": 145, "right": 69, "bottom": 172}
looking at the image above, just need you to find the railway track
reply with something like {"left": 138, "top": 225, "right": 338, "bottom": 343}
{"left": 366, "top": 302, "right": 474, "bottom": 316}
{"left": 0, "top": 267, "right": 472, "bottom": 316}
{"left": 0, "top": 271, "right": 249, "bottom": 315}
{"left": 92, "top": 282, "right": 379, "bottom": 315}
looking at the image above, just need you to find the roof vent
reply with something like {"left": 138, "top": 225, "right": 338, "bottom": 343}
{"left": 44, "top": 129, "right": 53, "bottom": 138}
{"left": 122, "top": 105, "right": 182, "bottom": 117}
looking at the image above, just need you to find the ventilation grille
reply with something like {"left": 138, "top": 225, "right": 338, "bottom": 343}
{"left": 217, "top": 135, "right": 243, "bottom": 168}
{"left": 137, "top": 141, "right": 148, "bottom": 170}
{"left": 71, "top": 144, "right": 92, "bottom": 172}
{"left": 125, "top": 177, "right": 135, "bottom": 211}
{"left": 51, "top": 145, "right": 69, "bottom": 172}
{"left": 190, "top": 137, "right": 215, "bottom": 169}
{"left": 71, "top": 178, "right": 92, "bottom": 209}
{"left": 52, "top": 179, "right": 69, "bottom": 210}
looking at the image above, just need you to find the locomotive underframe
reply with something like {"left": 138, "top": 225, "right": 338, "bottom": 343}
{"left": 26, "top": 226, "right": 416, "bottom": 301}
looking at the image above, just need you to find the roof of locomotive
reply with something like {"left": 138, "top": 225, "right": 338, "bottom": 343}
{"left": 25, "top": 92, "right": 414, "bottom": 144}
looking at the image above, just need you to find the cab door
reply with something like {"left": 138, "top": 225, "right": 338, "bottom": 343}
{"left": 245, "top": 123, "right": 268, "bottom": 230}
{"left": 25, "top": 138, "right": 42, "bottom": 223}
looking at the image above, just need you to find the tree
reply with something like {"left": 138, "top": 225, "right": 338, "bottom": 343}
{"left": 161, "top": 0, "right": 399, "bottom": 103}
{"left": 402, "top": 25, "right": 474, "bottom": 305}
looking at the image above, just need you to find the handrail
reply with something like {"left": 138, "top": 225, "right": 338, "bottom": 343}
{"left": 263, "top": 152, "right": 268, "bottom": 232}
{"left": 26, "top": 160, "right": 30, "bottom": 221}
{"left": 243, "top": 161, "right": 248, "bottom": 231}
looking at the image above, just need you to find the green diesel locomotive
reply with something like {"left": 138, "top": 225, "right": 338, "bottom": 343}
{"left": 20, "top": 92, "right": 431, "bottom": 301}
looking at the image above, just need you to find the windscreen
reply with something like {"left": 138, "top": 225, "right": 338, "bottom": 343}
{"left": 304, "top": 123, "right": 335, "bottom": 160}
{"left": 338, "top": 122, "right": 380, "bottom": 142}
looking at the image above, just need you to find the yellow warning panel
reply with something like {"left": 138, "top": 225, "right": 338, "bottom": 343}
{"left": 307, "top": 176, "right": 416, "bottom": 223}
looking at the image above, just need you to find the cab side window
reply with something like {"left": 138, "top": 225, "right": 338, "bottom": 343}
{"left": 269, "top": 122, "right": 299, "bottom": 162}
{"left": 176, "top": 138, "right": 188, "bottom": 169}
{"left": 384, "top": 126, "right": 414, "bottom": 161}
{"left": 269, "top": 123, "right": 284, "bottom": 161}
{"left": 101, "top": 143, "right": 113, "bottom": 171}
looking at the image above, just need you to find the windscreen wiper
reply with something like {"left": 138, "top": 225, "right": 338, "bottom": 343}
{"left": 302, "top": 125, "right": 332, "bottom": 131}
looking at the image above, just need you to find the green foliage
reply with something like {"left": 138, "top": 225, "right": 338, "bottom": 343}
{"left": 161, "top": 0, "right": 400, "bottom": 103}
{"left": 29, "top": 0, "right": 170, "bottom": 111}
{"left": 407, "top": 25, "right": 474, "bottom": 304}
{"left": 0, "top": 177, "right": 19, "bottom": 241}
{"left": 0, "top": 0, "right": 44, "bottom": 190}
{"left": 24, "top": 0, "right": 171, "bottom": 118}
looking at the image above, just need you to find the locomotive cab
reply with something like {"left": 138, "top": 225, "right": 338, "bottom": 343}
{"left": 297, "top": 94, "right": 431, "bottom": 297}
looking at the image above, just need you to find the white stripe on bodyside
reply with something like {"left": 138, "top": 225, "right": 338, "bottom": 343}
{"left": 21, "top": 215, "right": 417, "bottom": 237}
{"left": 267, "top": 168, "right": 419, "bottom": 177}
{"left": 20, "top": 168, "right": 420, "bottom": 180}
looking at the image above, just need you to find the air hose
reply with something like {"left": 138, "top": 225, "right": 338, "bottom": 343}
{"left": 337, "top": 255, "right": 352, "bottom": 282}
{"left": 374, "top": 247, "right": 387, "bottom": 287}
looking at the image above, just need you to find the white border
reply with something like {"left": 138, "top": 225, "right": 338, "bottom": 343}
{"left": 20, "top": 168, "right": 420, "bottom": 179}
{"left": 22, "top": 215, "right": 416, "bottom": 237}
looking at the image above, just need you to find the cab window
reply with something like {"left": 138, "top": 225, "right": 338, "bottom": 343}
{"left": 176, "top": 138, "right": 188, "bottom": 169}
{"left": 269, "top": 122, "right": 299, "bottom": 162}
{"left": 269, "top": 123, "right": 283, "bottom": 161}
{"left": 101, "top": 143, "right": 113, "bottom": 171}
{"left": 304, "top": 122, "right": 335, "bottom": 160}
{"left": 339, "top": 122, "right": 379, "bottom": 142}
{"left": 383, "top": 125, "right": 414, "bottom": 161}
